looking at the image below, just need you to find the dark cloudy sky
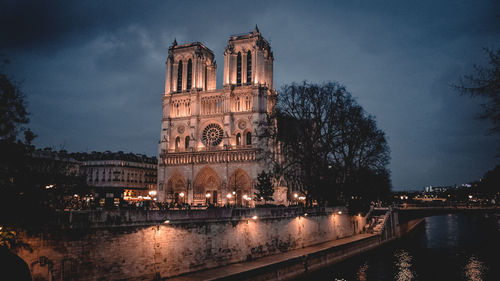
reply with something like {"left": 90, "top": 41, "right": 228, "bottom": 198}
{"left": 1, "top": 0, "right": 499, "bottom": 190}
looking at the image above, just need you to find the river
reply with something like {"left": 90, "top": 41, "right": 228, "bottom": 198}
{"left": 302, "top": 214, "right": 500, "bottom": 281}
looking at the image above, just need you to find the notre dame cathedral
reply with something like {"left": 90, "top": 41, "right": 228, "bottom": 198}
{"left": 157, "top": 27, "right": 286, "bottom": 206}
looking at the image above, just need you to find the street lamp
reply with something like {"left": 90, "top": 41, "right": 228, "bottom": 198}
{"left": 179, "top": 192, "right": 185, "bottom": 203}
{"left": 205, "top": 192, "right": 211, "bottom": 205}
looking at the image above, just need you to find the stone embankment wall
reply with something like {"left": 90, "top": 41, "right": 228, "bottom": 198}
{"left": 15, "top": 208, "right": 366, "bottom": 281}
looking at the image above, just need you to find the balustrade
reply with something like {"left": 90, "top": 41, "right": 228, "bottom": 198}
{"left": 160, "top": 147, "right": 258, "bottom": 166}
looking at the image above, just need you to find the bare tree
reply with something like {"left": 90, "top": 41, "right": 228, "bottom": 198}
{"left": 456, "top": 48, "right": 500, "bottom": 137}
{"left": 260, "top": 81, "right": 391, "bottom": 206}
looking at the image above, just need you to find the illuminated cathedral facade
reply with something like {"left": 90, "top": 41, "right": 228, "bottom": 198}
{"left": 157, "top": 27, "right": 286, "bottom": 206}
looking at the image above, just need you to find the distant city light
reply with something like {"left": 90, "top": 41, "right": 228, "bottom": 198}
{"left": 251, "top": 215, "right": 258, "bottom": 220}
{"left": 337, "top": 211, "right": 342, "bottom": 215}
{"left": 205, "top": 193, "right": 211, "bottom": 198}
{"left": 294, "top": 193, "right": 298, "bottom": 198}
{"left": 226, "top": 193, "right": 232, "bottom": 199}
{"left": 164, "top": 220, "right": 170, "bottom": 224}
{"left": 149, "top": 190, "right": 157, "bottom": 197}
{"left": 179, "top": 192, "right": 185, "bottom": 197}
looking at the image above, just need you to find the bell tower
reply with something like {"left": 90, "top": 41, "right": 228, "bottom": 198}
{"left": 164, "top": 40, "right": 217, "bottom": 95}
{"left": 223, "top": 26, "right": 274, "bottom": 89}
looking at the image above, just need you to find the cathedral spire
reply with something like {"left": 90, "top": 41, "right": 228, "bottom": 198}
{"left": 253, "top": 24, "right": 260, "bottom": 34}
{"left": 172, "top": 38, "right": 178, "bottom": 47}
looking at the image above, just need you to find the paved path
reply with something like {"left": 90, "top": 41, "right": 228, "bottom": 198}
{"left": 166, "top": 233, "right": 377, "bottom": 281}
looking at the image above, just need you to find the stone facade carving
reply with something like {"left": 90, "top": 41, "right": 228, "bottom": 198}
{"left": 158, "top": 28, "right": 284, "bottom": 206}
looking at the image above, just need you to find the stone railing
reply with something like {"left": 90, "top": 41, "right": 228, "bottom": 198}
{"left": 43, "top": 206, "right": 345, "bottom": 229}
{"left": 160, "top": 147, "right": 258, "bottom": 166}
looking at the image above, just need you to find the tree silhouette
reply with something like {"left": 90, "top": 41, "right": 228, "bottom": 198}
{"left": 456, "top": 48, "right": 500, "bottom": 137}
{"left": 254, "top": 171, "right": 274, "bottom": 204}
{"left": 259, "top": 81, "right": 391, "bottom": 206}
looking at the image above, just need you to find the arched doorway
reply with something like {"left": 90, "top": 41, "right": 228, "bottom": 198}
{"left": 194, "top": 166, "right": 222, "bottom": 205}
{"left": 166, "top": 172, "right": 187, "bottom": 204}
{"left": 228, "top": 169, "right": 252, "bottom": 206}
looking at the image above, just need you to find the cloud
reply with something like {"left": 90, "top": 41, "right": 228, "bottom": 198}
{"left": 1, "top": 0, "right": 499, "bottom": 189}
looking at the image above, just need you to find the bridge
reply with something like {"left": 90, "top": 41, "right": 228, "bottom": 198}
{"left": 394, "top": 205, "right": 500, "bottom": 224}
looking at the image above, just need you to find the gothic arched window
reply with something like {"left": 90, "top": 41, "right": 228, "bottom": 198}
{"left": 175, "top": 136, "right": 181, "bottom": 149}
{"left": 236, "top": 133, "right": 241, "bottom": 146}
{"left": 187, "top": 59, "right": 192, "bottom": 90}
{"left": 246, "top": 50, "right": 252, "bottom": 84}
{"left": 185, "top": 136, "right": 190, "bottom": 149}
{"left": 177, "top": 60, "right": 183, "bottom": 92}
{"left": 236, "top": 97, "right": 241, "bottom": 111}
{"left": 246, "top": 132, "right": 252, "bottom": 145}
{"left": 245, "top": 96, "right": 251, "bottom": 110}
{"left": 237, "top": 52, "right": 242, "bottom": 86}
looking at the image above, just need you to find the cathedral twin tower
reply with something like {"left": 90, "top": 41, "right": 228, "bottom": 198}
{"left": 157, "top": 27, "right": 286, "bottom": 206}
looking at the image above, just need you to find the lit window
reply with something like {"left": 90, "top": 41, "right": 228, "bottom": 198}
{"left": 175, "top": 137, "right": 180, "bottom": 149}
{"left": 236, "top": 133, "right": 241, "bottom": 146}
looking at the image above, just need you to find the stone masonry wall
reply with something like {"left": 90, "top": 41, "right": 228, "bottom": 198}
{"left": 16, "top": 213, "right": 366, "bottom": 281}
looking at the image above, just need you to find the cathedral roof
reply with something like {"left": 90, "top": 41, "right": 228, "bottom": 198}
{"left": 169, "top": 41, "right": 214, "bottom": 55}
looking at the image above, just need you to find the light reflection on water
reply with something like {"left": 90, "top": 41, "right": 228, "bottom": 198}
{"left": 301, "top": 214, "right": 499, "bottom": 281}
{"left": 464, "top": 256, "right": 485, "bottom": 281}
{"left": 356, "top": 262, "right": 368, "bottom": 281}
{"left": 394, "top": 250, "right": 414, "bottom": 281}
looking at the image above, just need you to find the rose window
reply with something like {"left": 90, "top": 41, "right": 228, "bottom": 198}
{"left": 202, "top": 123, "right": 224, "bottom": 146}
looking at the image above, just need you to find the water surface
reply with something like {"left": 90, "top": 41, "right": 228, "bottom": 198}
{"left": 302, "top": 214, "right": 500, "bottom": 281}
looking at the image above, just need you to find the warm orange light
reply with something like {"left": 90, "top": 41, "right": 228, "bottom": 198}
{"left": 205, "top": 193, "right": 211, "bottom": 198}
{"left": 251, "top": 215, "right": 258, "bottom": 220}
{"left": 179, "top": 192, "right": 185, "bottom": 197}
{"left": 226, "top": 193, "right": 232, "bottom": 199}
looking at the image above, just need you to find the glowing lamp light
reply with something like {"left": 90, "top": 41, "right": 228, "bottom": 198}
{"left": 251, "top": 215, "right": 258, "bottom": 220}
{"left": 232, "top": 191, "right": 236, "bottom": 195}
{"left": 337, "top": 211, "right": 342, "bottom": 215}
{"left": 243, "top": 194, "right": 248, "bottom": 200}
{"left": 304, "top": 213, "right": 308, "bottom": 216}
{"left": 205, "top": 193, "right": 211, "bottom": 198}
{"left": 298, "top": 196, "right": 306, "bottom": 200}
{"left": 149, "top": 190, "right": 157, "bottom": 197}
{"left": 179, "top": 192, "right": 185, "bottom": 198}
{"left": 468, "top": 195, "right": 473, "bottom": 199}
{"left": 226, "top": 193, "right": 232, "bottom": 199}
{"left": 294, "top": 193, "right": 298, "bottom": 198}
{"left": 164, "top": 220, "right": 170, "bottom": 224}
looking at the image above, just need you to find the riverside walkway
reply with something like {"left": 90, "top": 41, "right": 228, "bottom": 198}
{"left": 167, "top": 233, "right": 377, "bottom": 281}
